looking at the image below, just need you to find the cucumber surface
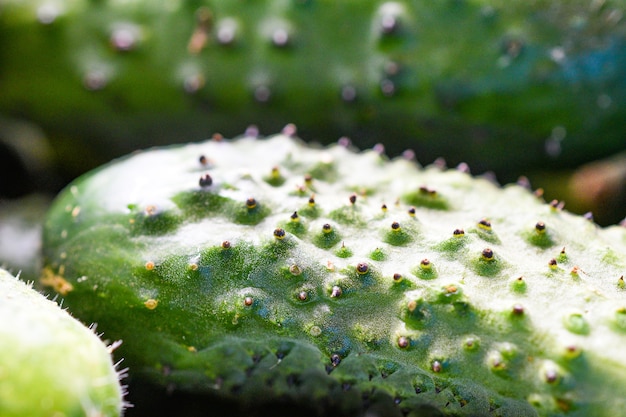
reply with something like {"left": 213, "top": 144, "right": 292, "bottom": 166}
{"left": 41, "top": 133, "right": 626, "bottom": 416}
{"left": 0, "top": 268, "right": 125, "bottom": 417}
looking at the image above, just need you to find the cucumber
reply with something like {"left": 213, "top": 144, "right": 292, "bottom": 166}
{"left": 1, "top": 0, "right": 625, "bottom": 183}
{"left": 0, "top": 268, "right": 125, "bottom": 417}
{"left": 41, "top": 133, "right": 626, "bottom": 416}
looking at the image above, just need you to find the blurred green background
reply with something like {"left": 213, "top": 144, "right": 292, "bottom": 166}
{"left": 1, "top": 0, "right": 625, "bottom": 282}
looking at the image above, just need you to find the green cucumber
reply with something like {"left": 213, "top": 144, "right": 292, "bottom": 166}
{"left": 41, "top": 133, "right": 626, "bottom": 416}
{"left": 0, "top": 268, "right": 125, "bottom": 417}
{"left": 1, "top": 0, "right": 625, "bottom": 183}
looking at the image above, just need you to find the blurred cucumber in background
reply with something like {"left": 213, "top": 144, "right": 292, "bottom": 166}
{"left": 1, "top": 0, "right": 625, "bottom": 257}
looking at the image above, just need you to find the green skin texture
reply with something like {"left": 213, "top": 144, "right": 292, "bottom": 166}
{"left": 0, "top": 268, "right": 123, "bottom": 417}
{"left": 41, "top": 134, "right": 626, "bottom": 417}
{"left": 1, "top": 0, "right": 626, "bottom": 182}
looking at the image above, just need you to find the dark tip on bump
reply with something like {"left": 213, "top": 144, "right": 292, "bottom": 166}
{"left": 83, "top": 70, "right": 108, "bottom": 91}
{"left": 517, "top": 176, "right": 531, "bottom": 190}
{"left": 565, "top": 344, "right": 582, "bottom": 359}
{"left": 433, "top": 157, "right": 447, "bottom": 170}
{"left": 246, "top": 198, "right": 257, "bottom": 209}
{"left": 482, "top": 171, "right": 498, "bottom": 185}
{"left": 478, "top": 218, "right": 492, "bottom": 230}
{"left": 194, "top": 7, "right": 213, "bottom": 25}
{"left": 308, "top": 195, "right": 316, "bottom": 206}
{"left": 408, "top": 207, "right": 416, "bottom": 217}
{"left": 245, "top": 125, "right": 259, "bottom": 138}
{"left": 502, "top": 37, "right": 524, "bottom": 59}
{"left": 221, "top": 240, "right": 231, "bottom": 249}
{"left": 110, "top": 24, "right": 140, "bottom": 52}
{"left": 330, "top": 354, "right": 341, "bottom": 367}
{"left": 544, "top": 369, "right": 559, "bottom": 384}
{"left": 322, "top": 223, "right": 333, "bottom": 234}
{"left": 456, "top": 162, "right": 470, "bottom": 174}
{"left": 420, "top": 259, "right": 431, "bottom": 269}
{"left": 397, "top": 336, "right": 410, "bottom": 348}
{"left": 535, "top": 221, "right": 546, "bottom": 233}
{"left": 380, "top": 79, "right": 395, "bottom": 97}
{"left": 356, "top": 262, "right": 369, "bottom": 275}
{"left": 385, "top": 61, "right": 400, "bottom": 76}
{"left": 550, "top": 199, "right": 565, "bottom": 211}
{"left": 381, "top": 204, "right": 388, "bottom": 212}
{"left": 298, "top": 291, "right": 308, "bottom": 301}
{"left": 482, "top": 248, "right": 494, "bottom": 261}
{"left": 464, "top": 336, "right": 479, "bottom": 350}
{"left": 289, "top": 264, "right": 302, "bottom": 276}
{"left": 512, "top": 304, "right": 525, "bottom": 316}
{"left": 183, "top": 74, "right": 205, "bottom": 94}
{"left": 391, "top": 221, "right": 400, "bottom": 231}
{"left": 216, "top": 20, "right": 237, "bottom": 46}
{"left": 444, "top": 284, "right": 458, "bottom": 296}
{"left": 380, "top": 13, "right": 399, "bottom": 34}
{"left": 548, "top": 258, "right": 558, "bottom": 269}
{"left": 432, "top": 360, "right": 443, "bottom": 373}
{"left": 330, "top": 286, "right": 342, "bottom": 298}
{"left": 341, "top": 85, "right": 357, "bottom": 102}
{"left": 199, "top": 173, "right": 213, "bottom": 187}
{"left": 304, "top": 174, "right": 313, "bottom": 184}
{"left": 271, "top": 28, "right": 290, "bottom": 47}
{"left": 488, "top": 354, "right": 505, "bottom": 372}
{"left": 273, "top": 228, "right": 286, "bottom": 240}
{"left": 393, "top": 273, "right": 403, "bottom": 282}
{"left": 349, "top": 194, "right": 357, "bottom": 205}
{"left": 453, "top": 228, "right": 465, "bottom": 237}
{"left": 338, "top": 137, "right": 351, "bottom": 148}
{"left": 199, "top": 155, "right": 208, "bottom": 166}
{"left": 402, "top": 149, "right": 416, "bottom": 160}
{"left": 419, "top": 186, "right": 437, "bottom": 196}
{"left": 373, "top": 143, "right": 385, "bottom": 155}
{"left": 282, "top": 123, "right": 297, "bottom": 137}
{"left": 254, "top": 85, "right": 271, "bottom": 103}
{"left": 294, "top": 184, "right": 306, "bottom": 195}
{"left": 244, "top": 296, "right": 253, "bottom": 306}
{"left": 290, "top": 211, "right": 299, "bottom": 222}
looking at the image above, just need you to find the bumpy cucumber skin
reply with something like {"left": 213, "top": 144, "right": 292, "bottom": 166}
{"left": 41, "top": 134, "right": 626, "bottom": 417}
{"left": 0, "top": 268, "right": 124, "bottom": 417}
{"left": 1, "top": 0, "right": 626, "bottom": 182}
